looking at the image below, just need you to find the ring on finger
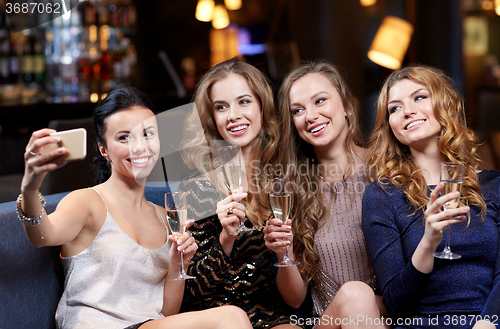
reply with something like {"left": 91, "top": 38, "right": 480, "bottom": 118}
{"left": 226, "top": 207, "right": 233, "bottom": 216}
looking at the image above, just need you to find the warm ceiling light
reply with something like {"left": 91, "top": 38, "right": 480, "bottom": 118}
{"left": 225, "top": 0, "right": 242, "bottom": 10}
{"left": 482, "top": 0, "right": 494, "bottom": 10}
{"left": 360, "top": 0, "right": 376, "bottom": 6}
{"left": 496, "top": 0, "right": 500, "bottom": 15}
{"left": 367, "top": 16, "right": 413, "bottom": 70}
{"left": 195, "top": 0, "right": 215, "bottom": 22}
{"left": 212, "top": 5, "right": 230, "bottom": 29}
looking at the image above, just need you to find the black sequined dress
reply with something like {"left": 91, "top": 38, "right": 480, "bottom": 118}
{"left": 178, "top": 173, "right": 295, "bottom": 328}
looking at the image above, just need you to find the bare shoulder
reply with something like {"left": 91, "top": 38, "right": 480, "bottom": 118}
{"left": 55, "top": 188, "right": 106, "bottom": 218}
{"left": 153, "top": 203, "right": 166, "bottom": 215}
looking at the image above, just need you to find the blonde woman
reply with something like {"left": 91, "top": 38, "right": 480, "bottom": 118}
{"left": 363, "top": 65, "right": 499, "bottom": 329}
{"left": 264, "top": 61, "right": 389, "bottom": 328}
{"left": 178, "top": 58, "right": 299, "bottom": 328}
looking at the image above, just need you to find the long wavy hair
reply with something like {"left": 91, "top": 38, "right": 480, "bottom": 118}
{"left": 277, "top": 61, "right": 364, "bottom": 283}
{"left": 367, "top": 64, "right": 486, "bottom": 217}
{"left": 181, "top": 57, "right": 281, "bottom": 228}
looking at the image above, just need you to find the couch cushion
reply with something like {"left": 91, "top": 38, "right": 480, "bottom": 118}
{"left": 0, "top": 192, "right": 68, "bottom": 329}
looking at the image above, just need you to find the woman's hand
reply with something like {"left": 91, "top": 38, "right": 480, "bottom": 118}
{"left": 216, "top": 187, "right": 247, "bottom": 235}
{"left": 216, "top": 187, "right": 247, "bottom": 255}
{"left": 21, "top": 128, "right": 68, "bottom": 193}
{"left": 263, "top": 217, "right": 292, "bottom": 260}
{"left": 412, "top": 182, "right": 470, "bottom": 274}
{"left": 168, "top": 219, "right": 197, "bottom": 266}
{"left": 423, "top": 182, "right": 469, "bottom": 251}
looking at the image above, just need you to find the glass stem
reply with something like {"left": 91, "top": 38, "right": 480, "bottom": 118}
{"left": 283, "top": 245, "right": 290, "bottom": 261}
{"left": 179, "top": 250, "right": 185, "bottom": 275}
{"left": 444, "top": 225, "right": 452, "bottom": 252}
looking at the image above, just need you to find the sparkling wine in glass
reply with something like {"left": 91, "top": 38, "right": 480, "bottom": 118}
{"left": 269, "top": 177, "right": 300, "bottom": 267}
{"left": 433, "top": 162, "right": 465, "bottom": 260}
{"left": 221, "top": 162, "right": 241, "bottom": 194}
{"left": 217, "top": 145, "right": 254, "bottom": 235}
{"left": 165, "top": 191, "right": 195, "bottom": 280}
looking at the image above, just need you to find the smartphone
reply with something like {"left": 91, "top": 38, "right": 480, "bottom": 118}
{"left": 40, "top": 128, "right": 87, "bottom": 161}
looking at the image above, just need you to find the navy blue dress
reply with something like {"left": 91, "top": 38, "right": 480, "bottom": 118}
{"left": 362, "top": 170, "right": 500, "bottom": 329}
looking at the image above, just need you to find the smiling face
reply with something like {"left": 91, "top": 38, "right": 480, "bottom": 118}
{"left": 211, "top": 73, "right": 262, "bottom": 152}
{"left": 387, "top": 79, "right": 442, "bottom": 151}
{"left": 99, "top": 106, "right": 159, "bottom": 182}
{"left": 288, "top": 72, "right": 348, "bottom": 154}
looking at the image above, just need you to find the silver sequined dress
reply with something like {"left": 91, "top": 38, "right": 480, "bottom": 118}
{"left": 56, "top": 188, "right": 169, "bottom": 329}
{"left": 311, "top": 172, "right": 376, "bottom": 317}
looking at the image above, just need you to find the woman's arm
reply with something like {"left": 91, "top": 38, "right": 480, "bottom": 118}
{"left": 361, "top": 183, "right": 430, "bottom": 317}
{"left": 362, "top": 182, "right": 470, "bottom": 317}
{"left": 263, "top": 217, "right": 307, "bottom": 308}
{"left": 480, "top": 210, "right": 500, "bottom": 328}
{"left": 20, "top": 129, "right": 91, "bottom": 248}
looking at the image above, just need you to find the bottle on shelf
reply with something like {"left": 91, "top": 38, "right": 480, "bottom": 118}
{"left": 21, "top": 35, "right": 35, "bottom": 84}
{"left": 9, "top": 37, "right": 20, "bottom": 84}
{"left": 0, "top": 0, "right": 136, "bottom": 104}
{"left": 33, "top": 40, "right": 47, "bottom": 83}
{"left": 109, "top": 0, "right": 120, "bottom": 26}
{"left": 0, "top": 30, "right": 10, "bottom": 84}
{"left": 84, "top": 0, "right": 97, "bottom": 26}
{"left": 96, "top": 0, "right": 110, "bottom": 26}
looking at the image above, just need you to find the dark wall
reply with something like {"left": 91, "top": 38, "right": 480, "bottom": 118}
{"left": 132, "top": 0, "right": 464, "bottom": 137}
{"left": 134, "top": 0, "right": 211, "bottom": 97}
{"left": 411, "top": 0, "right": 463, "bottom": 87}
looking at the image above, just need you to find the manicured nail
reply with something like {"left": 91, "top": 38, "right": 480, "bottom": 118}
{"left": 58, "top": 147, "right": 65, "bottom": 153}
{"left": 177, "top": 245, "right": 184, "bottom": 251}
{"left": 53, "top": 137, "right": 61, "bottom": 142}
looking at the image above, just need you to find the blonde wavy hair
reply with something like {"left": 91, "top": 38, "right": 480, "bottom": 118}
{"left": 367, "top": 64, "right": 486, "bottom": 217}
{"left": 181, "top": 57, "right": 281, "bottom": 228}
{"left": 277, "top": 61, "right": 364, "bottom": 283}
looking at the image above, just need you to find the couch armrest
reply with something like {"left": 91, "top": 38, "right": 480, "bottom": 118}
{"left": 0, "top": 193, "right": 68, "bottom": 329}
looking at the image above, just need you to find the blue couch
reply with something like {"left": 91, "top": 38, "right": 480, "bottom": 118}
{"left": 0, "top": 184, "right": 312, "bottom": 329}
{"left": 0, "top": 187, "right": 169, "bottom": 329}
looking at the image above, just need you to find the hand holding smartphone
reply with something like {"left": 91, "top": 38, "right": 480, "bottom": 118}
{"left": 39, "top": 128, "right": 87, "bottom": 162}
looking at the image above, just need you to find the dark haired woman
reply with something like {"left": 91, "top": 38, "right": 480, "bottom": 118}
{"left": 363, "top": 65, "right": 499, "bottom": 329}
{"left": 18, "top": 86, "right": 252, "bottom": 329}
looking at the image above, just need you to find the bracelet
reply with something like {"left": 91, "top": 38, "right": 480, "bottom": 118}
{"left": 16, "top": 193, "right": 46, "bottom": 226}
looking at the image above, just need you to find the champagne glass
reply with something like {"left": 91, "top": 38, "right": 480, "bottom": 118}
{"left": 165, "top": 191, "right": 196, "bottom": 280}
{"left": 216, "top": 145, "right": 254, "bottom": 235}
{"left": 433, "top": 162, "right": 465, "bottom": 260}
{"left": 268, "top": 177, "right": 300, "bottom": 267}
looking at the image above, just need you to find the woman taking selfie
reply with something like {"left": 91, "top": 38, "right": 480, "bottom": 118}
{"left": 363, "top": 65, "right": 499, "bottom": 329}
{"left": 18, "top": 87, "right": 252, "bottom": 329}
{"left": 264, "top": 61, "right": 389, "bottom": 328}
